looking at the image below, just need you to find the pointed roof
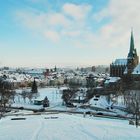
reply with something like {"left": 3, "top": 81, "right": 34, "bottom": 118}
{"left": 128, "top": 30, "right": 135, "bottom": 58}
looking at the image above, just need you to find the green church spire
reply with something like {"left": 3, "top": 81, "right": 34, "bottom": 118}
{"left": 128, "top": 30, "right": 135, "bottom": 58}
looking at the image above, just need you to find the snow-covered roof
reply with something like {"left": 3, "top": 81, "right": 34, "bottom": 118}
{"left": 132, "top": 64, "right": 140, "bottom": 74}
{"left": 105, "top": 77, "right": 121, "bottom": 84}
{"left": 26, "top": 69, "right": 44, "bottom": 74}
{"left": 113, "top": 59, "right": 127, "bottom": 65}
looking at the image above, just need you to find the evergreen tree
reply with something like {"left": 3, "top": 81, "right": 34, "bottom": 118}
{"left": 54, "top": 65, "right": 57, "bottom": 72}
{"left": 31, "top": 78, "right": 38, "bottom": 93}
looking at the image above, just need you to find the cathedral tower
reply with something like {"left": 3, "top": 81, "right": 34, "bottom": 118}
{"left": 127, "top": 30, "right": 139, "bottom": 74}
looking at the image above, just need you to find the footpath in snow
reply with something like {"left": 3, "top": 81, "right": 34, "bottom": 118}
{"left": 0, "top": 113, "right": 140, "bottom": 140}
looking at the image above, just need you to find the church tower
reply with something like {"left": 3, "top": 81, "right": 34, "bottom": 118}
{"left": 110, "top": 30, "right": 139, "bottom": 78}
{"left": 127, "top": 30, "right": 139, "bottom": 75}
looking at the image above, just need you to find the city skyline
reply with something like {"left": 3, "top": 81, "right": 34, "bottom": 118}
{"left": 1, "top": 0, "right": 140, "bottom": 68}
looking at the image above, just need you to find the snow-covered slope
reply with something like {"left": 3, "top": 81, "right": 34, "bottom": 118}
{"left": 0, "top": 113, "right": 139, "bottom": 140}
{"left": 89, "top": 96, "right": 111, "bottom": 109}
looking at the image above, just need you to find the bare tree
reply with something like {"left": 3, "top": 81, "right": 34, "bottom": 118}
{"left": 21, "top": 90, "right": 28, "bottom": 103}
{"left": 124, "top": 90, "right": 140, "bottom": 128}
{"left": 0, "top": 78, "right": 15, "bottom": 119}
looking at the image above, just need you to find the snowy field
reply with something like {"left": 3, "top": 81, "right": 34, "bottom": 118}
{"left": 13, "top": 87, "right": 66, "bottom": 109}
{"left": 0, "top": 113, "right": 140, "bottom": 140}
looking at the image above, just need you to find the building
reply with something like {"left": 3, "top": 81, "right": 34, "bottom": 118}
{"left": 110, "top": 59, "right": 127, "bottom": 77}
{"left": 110, "top": 31, "right": 139, "bottom": 79}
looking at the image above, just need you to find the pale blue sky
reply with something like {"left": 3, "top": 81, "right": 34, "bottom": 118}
{"left": 0, "top": 0, "right": 139, "bottom": 68}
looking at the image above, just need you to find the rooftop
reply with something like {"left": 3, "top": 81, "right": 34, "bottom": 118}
{"left": 113, "top": 59, "right": 127, "bottom": 65}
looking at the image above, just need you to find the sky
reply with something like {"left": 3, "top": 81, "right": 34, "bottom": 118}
{"left": 0, "top": 0, "right": 140, "bottom": 68}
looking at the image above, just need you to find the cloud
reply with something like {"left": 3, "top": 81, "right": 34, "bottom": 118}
{"left": 16, "top": 11, "right": 45, "bottom": 30}
{"left": 44, "top": 30, "right": 60, "bottom": 42}
{"left": 16, "top": 2, "right": 92, "bottom": 43}
{"left": 47, "top": 13, "right": 70, "bottom": 28}
{"left": 93, "top": 0, "right": 140, "bottom": 49}
{"left": 61, "top": 30, "right": 81, "bottom": 37}
{"left": 15, "top": 0, "right": 140, "bottom": 61}
{"left": 62, "top": 3, "right": 92, "bottom": 20}
{"left": 63, "top": 0, "right": 140, "bottom": 57}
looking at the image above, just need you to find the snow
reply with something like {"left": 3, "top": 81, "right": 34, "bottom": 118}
{"left": 89, "top": 96, "right": 110, "bottom": 109}
{"left": 1, "top": 86, "right": 140, "bottom": 139}
{"left": 124, "top": 67, "right": 128, "bottom": 74}
{"left": 0, "top": 113, "right": 140, "bottom": 140}
{"left": 132, "top": 64, "right": 140, "bottom": 74}
{"left": 113, "top": 59, "right": 127, "bottom": 65}
{"left": 13, "top": 87, "right": 128, "bottom": 115}
{"left": 13, "top": 87, "right": 69, "bottom": 111}
{"left": 105, "top": 77, "right": 121, "bottom": 84}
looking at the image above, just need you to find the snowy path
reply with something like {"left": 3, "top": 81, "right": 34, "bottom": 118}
{"left": 30, "top": 118, "right": 44, "bottom": 140}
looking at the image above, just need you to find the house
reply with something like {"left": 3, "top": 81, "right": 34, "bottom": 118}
{"left": 34, "top": 96, "right": 49, "bottom": 107}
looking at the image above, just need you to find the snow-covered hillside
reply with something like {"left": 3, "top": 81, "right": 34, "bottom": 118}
{"left": 0, "top": 113, "right": 139, "bottom": 140}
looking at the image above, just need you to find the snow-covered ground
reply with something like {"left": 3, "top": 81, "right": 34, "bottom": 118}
{"left": 14, "top": 87, "right": 109, "bottom": 111}
{"left": 89, "top": 96, "right": 110, "bottom": 109}
{"left": 0, "top": 113, "right": 139, "bottom": 140}
{"left": 37, "top": 87, "right": 63, "bottom": 107}
{"left": 13, "top": 87, "right": 129, "bottom": 117}
{"left": 13, "top": 87, "right": 66, "bottom": 109}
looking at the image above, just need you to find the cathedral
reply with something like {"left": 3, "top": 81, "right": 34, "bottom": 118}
{"left": 110, "top": 31, "right": 139, "bottom": 79}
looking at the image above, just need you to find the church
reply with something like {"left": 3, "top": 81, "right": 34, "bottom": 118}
{"left": 110, "top": 31, "right": 139, "bottom": 80}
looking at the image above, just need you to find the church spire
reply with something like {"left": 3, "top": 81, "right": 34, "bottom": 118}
{"left": 128, "top": 29, "right": 135, "bottom": 58}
